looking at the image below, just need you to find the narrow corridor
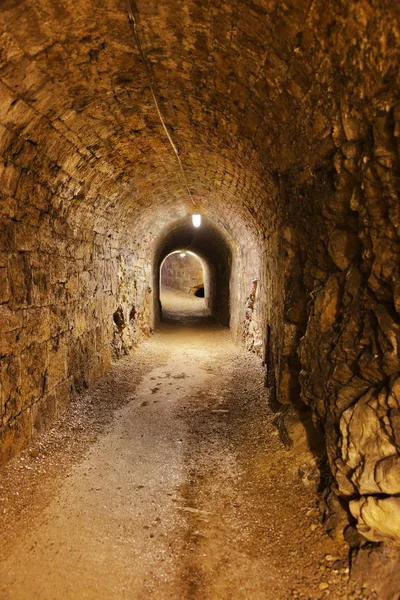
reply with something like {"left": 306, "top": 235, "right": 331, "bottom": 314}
{"left": 0, "top": 300, "right": 367, "bottom": 599}
{"left": 1, "top": 0, "right": 400, "bottom": 594}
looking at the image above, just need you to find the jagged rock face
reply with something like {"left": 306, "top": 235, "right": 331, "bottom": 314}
{"left": 0, "top": 0, "right": 399, "bottom": 570}
{"left": 339, "top": 378, "right": 400, "bottom": 497}
{"left": 291, "top": 106, "right": 400, "bottom": 549}
{"left": 350, "top": 496, "right": 400, "bottom": 545}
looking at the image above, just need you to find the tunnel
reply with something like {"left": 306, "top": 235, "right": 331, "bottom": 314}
{"left": 160, "top": 250, "right": 209, "bottom": 318}
{"left": 0, "top": 0, "right": 399, "bottom": 597}
{"left": 153, "top": 217, "right": 233, "bottom": 327}
{"left": 160, "top": 250, "right": 206, "bottom": 297}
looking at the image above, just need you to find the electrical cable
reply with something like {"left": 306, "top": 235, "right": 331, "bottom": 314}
{"left": 126, "top": 0, "right": 197, "bottom": 208}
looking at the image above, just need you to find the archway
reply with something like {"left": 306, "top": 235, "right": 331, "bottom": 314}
{"left": 160, "top": 250, "right": 209, "bottom": 321}
{"left": 152, "top": 217, "right": 233, "bottom": 329}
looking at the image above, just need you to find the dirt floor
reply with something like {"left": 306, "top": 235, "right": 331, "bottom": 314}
{"left": 0, "top": 290, "right": 373, "bottom": 599}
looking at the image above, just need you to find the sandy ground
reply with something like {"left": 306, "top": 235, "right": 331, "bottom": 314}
{"left": 0, "top": 291, "right": 372, "bottom": 599}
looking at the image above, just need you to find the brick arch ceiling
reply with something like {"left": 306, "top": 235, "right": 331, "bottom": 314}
{"left": 0, "top": 0, "right": 398, "bottom": 244}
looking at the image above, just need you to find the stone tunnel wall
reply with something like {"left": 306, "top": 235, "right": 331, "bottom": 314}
{"left": 280, "top": 102, "right": 400, "bottom": 547}
{"left": 0, "top": 193, "right": 152, "bottom": 463}
{"left": 0, "top": 0, "right": 283, "bottom": 465}
{"left": 0, "top": 108, "right": 152, "bottom": 464}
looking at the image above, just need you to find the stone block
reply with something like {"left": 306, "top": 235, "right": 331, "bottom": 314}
{"left": 22, "top": 307, "right": 51, "bottom": 348}
{"left": 20, "top": 342, "right": 48, "bottom": 407}
{"left": 8, "top": 252, "right": 32, "bottom": 307}
{"left": 0, "top": 217, "right": 15, "bottom": 252}
{"left": 0, "top": 356, "right": 21, "bottom": 425}
{"left": 0, "top": 163, "right": 21, "bottom": 197}
{"left": 0, "top": 196, "right": 17, "bottom": 219}
{"left": 0, "top": 408, "right": 32, "bottom": 467}
{"left": 67, "top": 338, "right": 89, "bottom": 392}
{"left": 0, "top": 305, "right": 23, "bottom": 333}
{"left": 65, "top": 273, "right": 79, "bottom": 299}
{"left": 0, "top": 82, "right": 16, "bottom": 119}
{"left": 0, "top": 330, "right": 21, "bottom": 359}
{"left": 50, "top": 303, "right": 70, "bottom": 337}
{"left": 88, "top": 350, "right": 108, "bottom": 386}
{"left": 31, "top": 393, "right": 57, "bottom": 436}
{"left": 15, "top": 222, "right": 39, "bottom": 252}
{"left": 79, "top": 270, "right": 97, "bottom": 298}
{"left": 49, "top": 256, "right": 68, "bottom": 284}
{"left": 0, "top": 267, "right": 9, "bottom": 303}
{"left": 55, "top": 377, "right": 73, "bottom": 414}
{"left": 47, "top": 336, "right": 67, "bottom": 391}
{"left": 0, "top": 253, "right": 8, "bottom": 268}
{"left": 73, "top": 310, "right": 87, "bottom": 338}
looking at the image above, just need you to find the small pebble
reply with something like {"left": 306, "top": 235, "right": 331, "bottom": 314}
{"left": 319, "top": 582, "right": 329, "bottom": 590}
{"left": 324, "top": 554, "right": 336, "bottom": 562}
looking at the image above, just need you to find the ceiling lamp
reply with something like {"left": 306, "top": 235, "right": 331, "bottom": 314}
{"left": 192, "top": 214, "right": 201, "bottom": 228}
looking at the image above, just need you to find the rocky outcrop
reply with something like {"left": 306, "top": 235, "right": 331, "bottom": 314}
{"left": 339, "top": 377, "right": 400, "bottom": 498}
{"left": 284, "top": 103, "right": 400, "bottom": 589}
{"left": 350, "top": 496, "right": 400, "bottom": 545}
{"left": 351, "top": 544, "right": 400, "bottom": 600}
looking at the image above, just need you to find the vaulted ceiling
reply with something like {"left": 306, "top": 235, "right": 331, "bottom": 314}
{"left": 0, "top": 0, "right": 399, "bottom": 242}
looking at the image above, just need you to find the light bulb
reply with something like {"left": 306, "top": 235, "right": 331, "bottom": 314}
{"left": 192, "top": 213, "right": 201, "bottom": 228}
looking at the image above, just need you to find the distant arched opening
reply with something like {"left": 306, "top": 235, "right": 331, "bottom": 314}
{"left": 160, "top": 250, "right": 206, "bottom": 297}
{"left": 152, "top": 217, "right": 232, "bottom": 328}
{"left": 159, "top": 250, "right": 209, "bottom": 321}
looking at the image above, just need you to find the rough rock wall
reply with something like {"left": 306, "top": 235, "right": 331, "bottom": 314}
{"left": 110, "top": 254, "right": 152, "bottom": 360}
{"left": 240, "top": 219, "right": 284, "bottom": 389}
{"left": 276, "top": 106, "right": 399, "bottom": 589}
{"left": 161, "top": 253, "right": 204, "bottom": 294}
{"left": 242, "top": 4, "right": 400, "bottom": 570}
{"left": 297, "top": 106, "right": 400, "bottom": 548}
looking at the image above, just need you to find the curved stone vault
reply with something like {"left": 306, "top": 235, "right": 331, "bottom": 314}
{"left": 0, "top": 0, "right": 399, "bottom": 592}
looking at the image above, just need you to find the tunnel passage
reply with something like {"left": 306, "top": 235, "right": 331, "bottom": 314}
{"left": 161, "top": 251, "right": 205, "bottom": 297}
{"left": 152, "top": 217, "right": 232, "bottom": 328}
{"left": 0, "top": 0, "right": 399, "bottom": 592}
{"left": 160, "top": 249, "right": 208, "bottom": 320}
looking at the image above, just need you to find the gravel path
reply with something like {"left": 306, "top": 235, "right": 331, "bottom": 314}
{"left": 0, "top": 293, "right": 371, "bottom": 599}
